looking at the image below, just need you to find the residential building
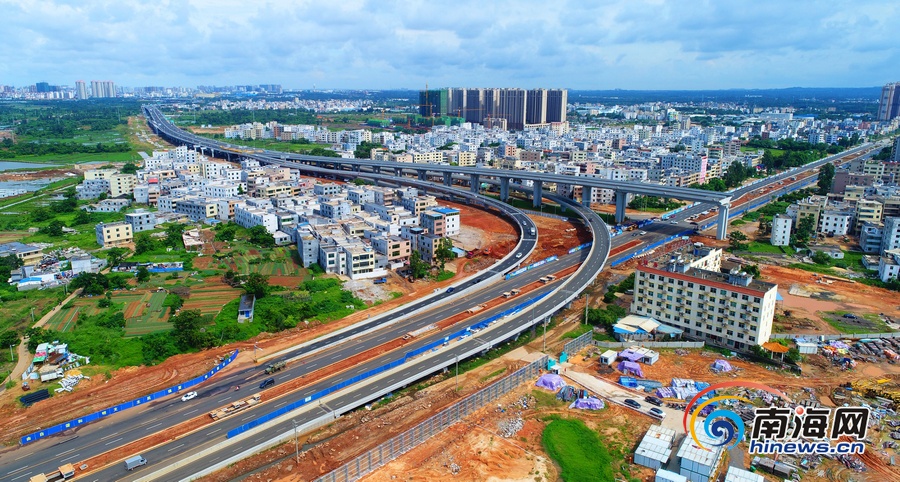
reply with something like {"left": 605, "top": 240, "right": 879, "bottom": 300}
{"left": 432, "top": 207, "right": 460, "bottom": 235}
{"left": 125, "top": 209, "right": 157, "bottom": 233}
{"left": 770, "top": 214, "right": 792, "bottom": 246}
{"left": 859, "top": 222, "right": 884, "bottom": 254}
{"left": 0, "top": 242, "right": 42, "bottom": 266}
{"left": 85, "top": 198, "right": 131, "bottom": 212}
{"left": 95, "top": 221, "right": 133, "bottom": 247}
{"left": 631, "top": 244, "right": 778, "bottom": 351}
{"left": 796, "top": 195, "right": 827, "bottom": 230}
{"left": 175, "top": 197, "right": 218, "bottom": 221}
{"left": 819, "top": 210, "right": 853, "bottom": 236}
{"left": 831, "top": 170, "right": 875, "bottom": 195}
{"left": 109, "top": 174, "right": 137, "bottom": 198}
{"left": 296, "top": 230, "right": 320, "bottom": 268}
{"left": 855, "top": 199, "right": 883, "bottom": 233}
{"left": 75, "top": 179, "right": 110, "bottom": 199}
{"left": 420, "top": 210, "right": 446, "bottom": 237}
{"left": 416, "top": 233, "right": 444, "bottom": 263}
{"left": 882, "top": 217, "right": 900, "bottom": 254}
{"left": 372, "top": 235, "right": 411, "bottom": 265}
{"left": 878, "top": 82, "right": 900, "bottom": 121}
{"left": 235, "top": 205, "right": 278, "bottom": 233}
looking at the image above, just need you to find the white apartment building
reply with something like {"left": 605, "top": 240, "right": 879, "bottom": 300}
{"left": 770, "top": 214, "right": 792, "bottom": 246}
{"left": 109, "top": 174, "right": 137, "bottom": 198}
{"left": 175, "top": 197, "right": 218, "bottom": 221}
{"left": 95, "top": 221, "right": 133, "bottom": 247}
{"left": 234, "top": 205, "right": 278, "bottom": 233}
{"left": 204, "top": 181, "right": 243, "bottom": 198}
{"left": 432, "top": 207, "right": 460, "bottom": 236}
{"left": 882, "top": 217, "right": 900, "bottom": 254}
{"left": 631, "top": 244, "right": 778, "bottom": 351}
{"left": 819, "top": 210, "right": 853, "bottom": 236}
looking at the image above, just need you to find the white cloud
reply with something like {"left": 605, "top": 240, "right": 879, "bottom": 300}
{"left": 1, "top": 0, "right": 897, "bottom": 89}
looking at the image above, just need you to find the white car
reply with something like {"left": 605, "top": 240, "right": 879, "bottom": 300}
{"left": 670, "top": 220, "right": 678, "bottom": 224}
{"left": 181, "top": 391, "right": 198, "bottom": 402}
{"left": 515, "top": 252, "right": 523, "bottom": 258}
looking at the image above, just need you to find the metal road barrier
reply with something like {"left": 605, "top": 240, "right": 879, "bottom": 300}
{"left": 562, "top": 330, "right": 594, "bottom": 356}
{"left": 20, "top": 350, "right": 238, "bottom": 445}
{"left": 610, "top": 230, "right": 694, "bottom": 267}
{"left": 504, "top": 255, "right": 559, "bottom": 280}
{"left": 312, "top": 355, "right": 548, "bottom": 482}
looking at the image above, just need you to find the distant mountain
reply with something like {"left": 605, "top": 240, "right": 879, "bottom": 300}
{"left": 569, "top": 87, "right": 881, "bottom": 105}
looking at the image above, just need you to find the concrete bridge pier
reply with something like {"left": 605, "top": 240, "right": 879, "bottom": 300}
{"left": 394, "top": 168, "right": 403, "bottom": 177}
{"left": 443, "top": 172, "right": 453, "bottom": 186}
{"left": 499, "top": 177, "right": 510, "bottom": 202}
{"left": 716, "top": 204, "right": 731, "bottom": 240}
{"left": 417, "top": 169, "right": 427, "bottom": 181}
{"left": 533, "top": 180, "right": 543, "bottom": 208}
{"left": 615, "top": 191, "right": 628, "bottom": 224}
{"left": 581, "top": 186, "right": 593, "bottom": 206}
{"left": 470, "top": 174, "right": 480, "bottom": 193}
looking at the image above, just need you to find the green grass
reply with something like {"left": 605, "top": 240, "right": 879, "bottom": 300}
{"left": 823, "top": 311, "right": 895, "bottom": 334}
{"left": 0, "top": 285, "right": 69, "bottom": 333}
{"left": 730, "top": 219, "right": 746, "bottom": 226}
{"left": 532, "top": 389, "right": 566, "bottom": 409}
{"left": 478, "top": 367, "right": 507, "bottom": 383}
{"left": 746, "top": 241, "right": 785, "bottom": 254}
{"left": 433, "top": 270, "right": 455, "bottom": 282}
{"left": 561, "top": 324, "right": 592, "bottom": 339}
{"left": 542, "top": 418, "right": 614, "bottom": 482}
{"left": 1, "top": 152, "right": 138, "bottom": 163}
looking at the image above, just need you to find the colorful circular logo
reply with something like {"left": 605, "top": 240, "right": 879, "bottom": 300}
{"left": 683, "top": 381, "right": 789, "bottom": 450}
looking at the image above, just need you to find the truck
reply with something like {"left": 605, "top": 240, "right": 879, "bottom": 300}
{"left": 502, "top": 289, "right": 521, "bottom": 298}
{"left": 402, "top": 323, "right": 438, "bottom": 340}
{"left": 39, "top": 366, "right": 64, "bottom": 383}
{"left": 29, "top": 464, "right": 75, "bottom": 482}
{"left": 264, "top": 361, "right": 286, "bottom": 374}
{"left": 373, "top": 277, "right": 387, "bottom": 284}
{"left": 540, "top": 275, "right": 556, "bottom": 283}
{"left": 209, "top": 394, "right": 262, "bottom": 420}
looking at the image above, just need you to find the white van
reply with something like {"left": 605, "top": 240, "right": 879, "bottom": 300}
{"left": 125, "top": 455, "right": 147, "bottom": 471}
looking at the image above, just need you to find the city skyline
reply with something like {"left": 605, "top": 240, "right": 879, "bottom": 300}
{"left": 2, "top": 0, "right": 898, "bottom": 90}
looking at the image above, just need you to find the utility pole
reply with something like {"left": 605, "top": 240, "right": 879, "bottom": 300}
{"left": 542, "top": 318, "right": 547, "bottom": 352}
{"left": 30, "top": 308, "right": 35, "bottom": 324}
{"left": 253, "top": 343, "right": 260, "bottom": 363}
{"left": 292, "top": 419, "right": 299, "bottom": 464}
{"left": 8, "top": 344, "right": 13, "bottom": 362}
{"left": 583, "top": 292, "right": 589, "bottom": 326}
{"left": 455, "top": 355, "right": 459, "bottom": 391}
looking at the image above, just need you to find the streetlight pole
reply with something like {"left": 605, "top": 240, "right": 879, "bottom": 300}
{"left": 292, "top": 419, "right": 299, "bottom": 464}
{"left": 8, "top": 344, "right": 13, "bottom": 362}
{"left": 455, "top": 355, "right": 459, "bottom": 391}
{"left": 30, "top": 308, "right": 35, "bottom": 324}
{"left": 542, "top": 318, "right": 547, "bottom": 352}
{"left": 583, "top": 292, "right": 589, "bottom": 326}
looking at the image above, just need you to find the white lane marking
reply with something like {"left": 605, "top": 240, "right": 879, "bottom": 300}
{"left": 99, "top": 432, "right": 121, "bottom": 440}
{"left": 146, "top": 423, "right": 163, "bottom": 431}
{"left": 184, "top": 409, "right": 198, "bottom": 415}
{"left": 216, "top": 397, "right": 230, "bottom": 403}
{"left": 167, "top": 443, "right": 185, "bottom": 452}
{"left": 60, "top": 453, "right": 80, "bottom": 462}
{"left": 278, "top": 374, "right": 291, "bottom": 380}
{"left": 104, "top": 437, "right": 123, "bottom": 446}
{"left": 206, "top": 429, "right": 221, "bottom": 436}
{"left": 10, "top": 472, "right": 32, "bottom": 481}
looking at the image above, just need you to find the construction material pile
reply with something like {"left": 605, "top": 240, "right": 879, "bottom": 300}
{"left": 569, "top": 397, "right": 605, "bottom": 410}
{"left": 535, "top": 373, "right": 565, "bottom": 391}
{"left": 498, "top": 417, "right": 524, "bottom": 438}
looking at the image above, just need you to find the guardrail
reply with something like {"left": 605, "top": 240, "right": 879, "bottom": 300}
{"left": 568, "top": 242, "right": 592, "bottom": 254}
{"left": 225, "top": 293, "right": 552, "bottom": 439}
{"left": 504, "top": 255, "right": 558, "bottom": 280}
{"left": 610, "top": 230, "right": 694, "bottom": 267}
{"left": 312, "top": 354, "right": 548, "bottom": 482}
{"left": 21, "top": 350, "right": 239, "bottom": 445}
{"left": 593, "top": 341, "right": 705, "bottom": 349}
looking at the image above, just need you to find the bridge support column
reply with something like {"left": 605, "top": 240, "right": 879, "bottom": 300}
{"left": 716, "top": 204, "right": 730, "bottom": 240}
{"left": 581, "top": 186, "right": 593, "bottom": 206}
{"left": 615, "top": 191, "right": 627, "bottom": 224}
{"left": 499, "top": 177, "right": 510, "bottom": 202}
{"left": 394, "top": 168, "right": 403, "bottom": 177}
{"left": 352, "top": 164, "right": 360, "bottom": 172}
{"left": 417, "top": 169, "right": 427, "bottom": 181}
{"left": 470, "top": 174, "right": 480, "bottom": 193}
{"left": 533, "top": 180, "right": 543, "bottom": 208}
{"left": 443, "top": 172, "right": 452, "bottom": 187}
{"left": 372, "top": 166, "right": 380, "bottom": 174}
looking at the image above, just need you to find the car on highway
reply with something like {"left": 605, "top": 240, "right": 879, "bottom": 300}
{"left": 181, "top": 391, "right": 197, "bottom": 402}
{"left": 446, "top": 287, "right": 455, "bottom": 294}
{"left": 623, "top": 398, "right": 641, "bottom": 409}
{"left": 639, "top": 231, "right": 647, "bottom": 236}
{"left": 649, "top": 407, "right": 666, "bottom": 419}
{"left": 259, "top": 378, "right": 275, "bottom": 389}
{"left": 515, "top": 252, "right": 523, "bottom": 258}
{"left": 670, "top": 220, "right": 678, "bottom": 224}
{"left": 644, "top": 395, "right": 663, "bottom": 406}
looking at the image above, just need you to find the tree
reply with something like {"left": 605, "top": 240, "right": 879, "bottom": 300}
{"left": 40, "top": 220, "right": 65, "bottom": 237}
{"left": 243, "top": 273, "right": 270, "bottom": 299}
{"left": 743, "top": 264, "right": 761, "bottom": 277}
{"left": 164, "top": 223, "right": 185, "bottom": 248}
{"left": 141, "top": 332, "right": 180, "bottom": 365}
{"left": 728, "top": 231, "right": 748, "bottom": 251}
{"left": 134, "top": 232, "right": 157, "bottom": 255}
{"left": 247, "top": 225, "right": 275, "bottom": 248}
{"left": 793, "top": 215, "right": 816, "bottom": 245}
{"left": 817, "top": 162, "right": 835, "bottom": 195}
{"left": 30, "top": 207, "right": 54, "bottom": 222}
{"left": 811, "top": 251, "right": 832, "bottom": 265}
{"left": 0, "top": 330, "right": 19, "bottom": 350}
{"left": 73, "top": 209, "right": 92, "bottom": 225}
{"left": 120, "top": 162, "right": 139, "bottom": 174}
{"left": 408, "top": 251, "right": 429, "bottom": 279}
{"left": 70, "top": 272, "right": 110, "bottom": 296}
{"left": 136, "top": 265, "right": 150, "bottom": 283}
{"left": 171, "top": 310, "right": 210, "bottom": 350}
{"left": 434, "top": 238, "right": 454, "bottom": 271}
{"left": 353, "top": 141, "right": 383, "bottom": 159}
{"left": 785, "top": 347, "right": 802, "bottom": 364}
{"left": 237, "top": 184, "right": 245, "bottom": 195}
{"left": 0, "top": 254, "right": 23, "bottom": 281}
{"left": 105, "top": 247, "right": 130, "bottom": 268}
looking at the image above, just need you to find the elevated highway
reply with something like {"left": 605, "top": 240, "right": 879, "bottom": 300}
{"left": 143, "top": 105, "right": 734, "bottom": 238}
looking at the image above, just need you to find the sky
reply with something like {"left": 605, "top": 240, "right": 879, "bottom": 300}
{"left": 2, "top": 0, "right": 898, "bottom": 90}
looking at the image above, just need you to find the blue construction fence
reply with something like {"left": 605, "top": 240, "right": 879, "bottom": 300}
{"left": 226, "top": 291, "right": 553, "bottom": 439}
{"left": 21, "top": 350, "right": 239, "bottom": 445}
{"left": 661, "top": 202, "right": 699, "bottom": 220}
{"left": 610, "top": 231, "right": 694, "bottom": 267}
{"left": 568, "top": 242, "right": 592, "bottom": 254}
{"left": 504, "top": 255, "right": 558, "bottom": 280}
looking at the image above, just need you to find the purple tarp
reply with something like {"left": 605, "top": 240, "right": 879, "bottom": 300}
{"left": 829, "top": 341, "right": 850, "bottom": 350}
{"left": 570, "top": 397, "right": 605, "bottom": 410}
{"left": 712, "top": 359, "right": 733, "bottom": 372}
{"left": 617, "top": 361, "right": 644, "bottom": 378}
{"left": 535, "top": 373, "right": 566, "bottom": 391}
{"left": 618, "top": 349, "right": 644, "bottom": 361}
